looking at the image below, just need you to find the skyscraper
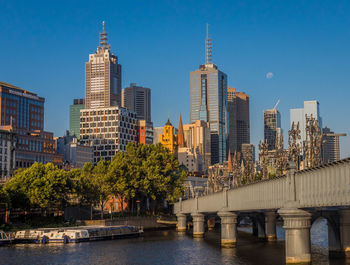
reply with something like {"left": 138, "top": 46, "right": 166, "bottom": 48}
{"left": 122, "top": 83, "right": 151, "bottom": 122}
{"left": 264, "top": 108, "right": 281, "bottom": 150}
{"left": 290, "top": 100, "right": 322, "bottom": 147}
{"left": 190, "top": 24, "right": 228, "bottom": 164}
{"left": 85, "top": 22, "right": 122, "bottom": 109}
{"left": 69, "top": 98, "right": 84, "bottom": 139}
{"left": 322, "top": 127, "right": 346, "bottom": 163}
{"left": 227, "top": 86, "right": 250, "bottom": 155}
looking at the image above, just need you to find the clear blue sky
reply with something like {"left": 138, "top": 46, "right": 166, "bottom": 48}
{"left": 1, "top": 0, "right": 349, "bottom": 158}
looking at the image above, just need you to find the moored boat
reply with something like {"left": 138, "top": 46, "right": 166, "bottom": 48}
{"left": 0, "top": 230, "right": 11, "bottom": 246}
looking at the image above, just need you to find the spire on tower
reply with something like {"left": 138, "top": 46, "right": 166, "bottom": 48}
{"left": 205, "top": 23, "right": 212, "bottom": 64}
{"left": 99, "top": 21, "right": 110, "bottom": 50}
{"left": 178, "top": 114, "right": 185, "bottom": 148}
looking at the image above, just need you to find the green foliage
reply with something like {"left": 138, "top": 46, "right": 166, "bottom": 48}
{"left": 3, "top": 143, "right": 187, "bottom": 217}
{"left": 4, "top": 163, "right": 72, "bottom": 209}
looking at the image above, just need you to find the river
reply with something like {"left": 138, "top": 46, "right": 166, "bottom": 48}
{"left": 0, "top": 219, "right": 348, "bottom": 265}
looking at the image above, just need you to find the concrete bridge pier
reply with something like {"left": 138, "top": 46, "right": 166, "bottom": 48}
{"left": 265, "top": 211, "right": 277, "bottom": 242}
{"left": 218, "top": 211, "right": 237, "bottom": 248}
{"left": 191, "top": 212, "right": 205, "bottom": 238}
{"left": 340, "top": 209, "right": 350, "bottom": 257}
{"left": 278, "top": 208, "right": 311, "bottom": 264}
{"left": 176, "top": 213, "right": 187, "bottom": 232}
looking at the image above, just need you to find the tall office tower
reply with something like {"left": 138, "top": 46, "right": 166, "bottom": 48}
{"left": 322, "top": 127, "right": 346, "bottom": 163}
{"left": 69, "top": 99, "right": 85, "bottom": 138}
{"left": 122, "top": 83, "right": 151, "bottom": 122}
{"left": 227, "top": 86, "right": 250, "bottom": 155}
{"left": 85, "top": 22, "right": 122, "bottom": 109}
{"left": 190, "top": 24, "right": 228, "bottom": 164}
{"left": 264, "top": 108, "right": 282, "bottom": 150}
{"left": 290, "top": 100, "right": 323, "bottom": 148}
{"left": 0, "top": 81, "right": 63, "bottom": 169}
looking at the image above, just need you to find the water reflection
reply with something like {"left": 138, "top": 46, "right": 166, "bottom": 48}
{"left": 0, "top": 219, "right": 348, "bottom": 265}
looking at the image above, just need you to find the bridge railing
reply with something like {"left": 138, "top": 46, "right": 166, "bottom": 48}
{"left": 174, "top": 158, "right": 350, "bottom": 214}
{"left": 296, "top": 159, "right": 350, "bottom": 208}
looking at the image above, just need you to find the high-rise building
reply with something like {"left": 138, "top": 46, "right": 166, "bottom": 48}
{"left": 159, "top": 119, "right": 177, "bottom": 153}
{"left": 80, "top": 107, "right": 137, "bottom": 163}
{"left": 290, "top": 100, "right": 323, "bottom": 147}
{"left": 85, "top": 22, "right": 122, "bottom": 109}
{"left": 227, "top": 86, "right": 250, "bottom": 155}
{"left": 190, "top": 25, "right": 228, "bottom": 164}
{"left": 69, "top": 98, "right": 84, "bottom": 138}
{"left": 0, "top": 81, "right": 62, "bottom": 169}
{"left": 322, "top": 127, "right": 346, "bottom": 163}
{"left": 122, "top": 83, "right": 151, "bottom": 122}
{"left": 264, "top": 108, "right": 282, "bottom": 150}
{"left": 137, "top": 120, "right": 153, "bottom": 145}
{"left": 153, "top": 127, "right": 163, "bottom": 144}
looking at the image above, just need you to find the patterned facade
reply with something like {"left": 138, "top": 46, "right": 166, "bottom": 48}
{"left": 80, "top": 106, "right": 137, "bottom": 163}
{"left": 264, "top": 109, "right": 281, "bottom": 150}
{"left": 137, "top": 120, "right": 153, "bottom": 145}
{"left": 0, "top": 127, "right": 16, "bottom": 180}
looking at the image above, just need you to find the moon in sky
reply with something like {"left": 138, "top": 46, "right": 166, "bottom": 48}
{"left": 266, "top": 72, "right": 274, "bottom": 79}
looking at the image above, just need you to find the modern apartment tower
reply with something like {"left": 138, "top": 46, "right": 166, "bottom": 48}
{"left": 290, "top": 100, "right": 323, "bottom": 147}
{"left": 264, "top": 108, "right": 282, "bottom": 150}
{"left": 227, "top": 86, "right": 250, "bottom": 155}
{"left": 69, "top": 98, "right": 85, "bottom": 138}
{"left": 190, "top": 24, "right": 228, "bottom": 164}
{"left": 122, "top": 83, "right": 151, "bottom": 122}
{"left": 85, "top": 22, "right": 122, "bottom": 109}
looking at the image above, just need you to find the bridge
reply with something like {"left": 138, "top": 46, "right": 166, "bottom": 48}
{"left": 173, "top": 158, "right": 350, "bottom": 264}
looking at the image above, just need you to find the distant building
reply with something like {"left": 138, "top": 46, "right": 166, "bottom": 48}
{"left": 322, "top": 127, "right": 346, "bottom": 163}
{"left": 80, "top": 106, "right": 137, "bottom": 163}
{"left": 180, "top": 120, "right": 211, "bottom": 173}
{"left": 55, "top": 132, "right": 93, "bottom": 168}
{"left": 159, "top": 119, "right": 177, "bottom": 153}
{"left": 264, "top": 108, "right": 281, "bottom": 150}
{"left": 178, "top": 147, "right": 200, "bottom": 173}
{"left": 70, "top": 99, "right": 84, "bottom": 139}
{"left": 122, "top": 83, "right": 151, "bottom": 122}
{"left": 137, "top": 120, "right": 153, "bottom": 145}
{"left": 190, "top": 26, "right": 228, "bottom": 164}
{"left": 0, "top": 127, "right": 16, "bottom": 180}
{"left": 85, "top": 22, "right": 122, "bottom": 109}
{"left": 153, "top": 127, "right": 163, "bottom": 144}
{"left": 227, "top": 86, "right": 250, "bottom": 154}
{"left": 0, "top": 81, "right": 62, "bottom": 169}
{"left": 290, "top": 100, "right": 322, "bottom": 148}
{"left": 241, "top": 143, "right": 255, "bottom": 162}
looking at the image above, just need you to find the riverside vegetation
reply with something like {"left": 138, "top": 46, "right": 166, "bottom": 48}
{"left": 0, "top": 143, "right": 187, "bottom": 228}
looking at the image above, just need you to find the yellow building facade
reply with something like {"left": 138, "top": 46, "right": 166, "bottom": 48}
{"left": 159, "top": 119, "right": 177, "bottom": 153}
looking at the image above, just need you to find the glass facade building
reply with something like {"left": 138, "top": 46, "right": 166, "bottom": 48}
{"left": 190, "top": 63, "right": 228, "bottom": 164}
{"left": 70, "top": 98, "right": 85, "bottom": 139}
{"left": 264, "top": 108, "right": 281, "bottom": 150}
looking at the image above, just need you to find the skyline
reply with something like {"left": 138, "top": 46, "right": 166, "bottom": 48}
{"left": 1, "top": 0, "right": 350, "bottom": 157}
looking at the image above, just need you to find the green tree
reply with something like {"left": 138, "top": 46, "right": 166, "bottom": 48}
{"left": 92, "top": 160, "right": 111, "bottom": 219}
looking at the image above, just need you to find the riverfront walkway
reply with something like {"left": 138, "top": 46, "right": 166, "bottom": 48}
{"left": 174, "top": 158, "right": 350, "bottom": 264}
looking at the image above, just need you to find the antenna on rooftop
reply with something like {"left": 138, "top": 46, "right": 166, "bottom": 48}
{"left": 273, "top": 98, "right": 280, "bottom": 109}
{"left": 205, "top": 23, "right": 212, "bottom": 64}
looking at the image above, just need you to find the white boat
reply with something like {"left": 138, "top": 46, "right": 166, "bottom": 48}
{"left": 0, "top": 230, "right": 11, "bottom": 245}
{"left": 42, "top": 229, "right": 89, "bottom": 244}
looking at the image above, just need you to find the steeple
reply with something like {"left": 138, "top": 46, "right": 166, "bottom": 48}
{"left": 227, "top": 150, "right": 233, "bottom": 172}
{"left": 178, "top": 114, "right": 185, "bottom": 148}
{"left": 99, "top": 21, "right": 110, "bottom": 50}
{"left": 205, "top": 23, "right": 212, "bottom": 64}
